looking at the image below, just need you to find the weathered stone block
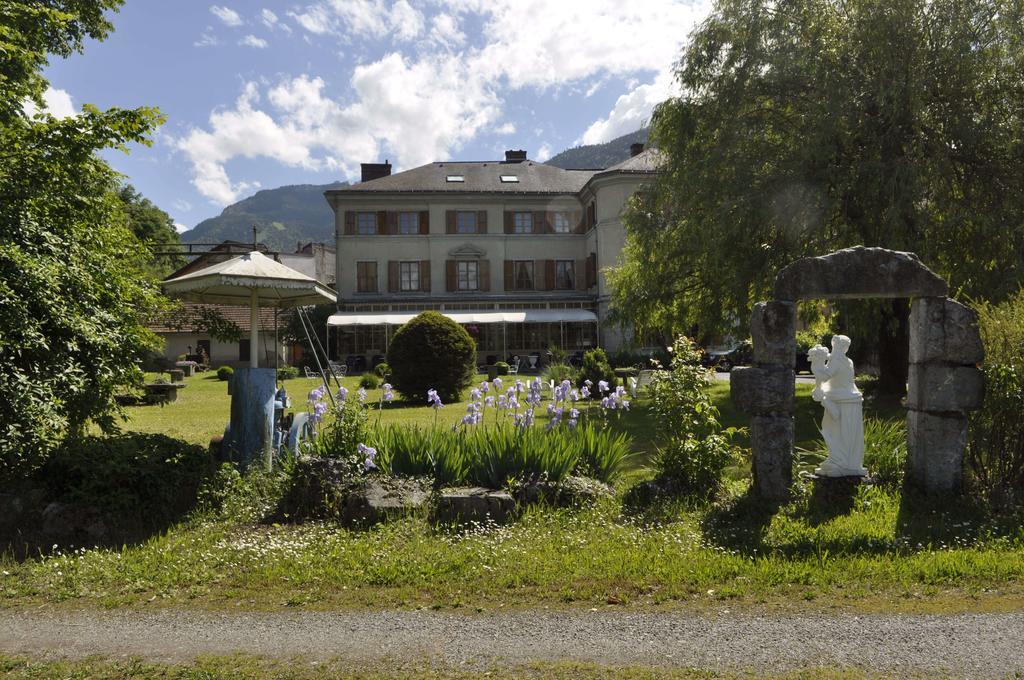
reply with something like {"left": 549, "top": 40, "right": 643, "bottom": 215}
{"left": 909, "top": 297, "right": 984, "bottom": 365}
{"left": 906, "top": 364, "right": 984, "bottom": 412}
{"left": 751, "top": 301, "right": 797, "bottom": 367}
{"left": 774, "top": 246, "right": 947, "bottom": 301}
{"left": 731, "top": 366, "right": 794, "bottom": 414}
{"left": 434, "top": 487, "right": 517, "bottom": 525}
{"left": 906, "top": 410, "right": 967, "bottom": 494}
{"left": 750, "top": 415, "right": 794, "bottom": 502}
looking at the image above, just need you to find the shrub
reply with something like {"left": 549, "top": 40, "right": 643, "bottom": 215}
{"left": 276, "top": 365, "right": 299, "bottom": 381}
{"left": 359, "top": 373, "right": 380, "bottom": 390}
{"left": 374, "top": 362, "right": 391, "bottom": 379}
{"left": 216, "top": 366, "right": 233, "bottom": 381}
{"left": 308, "top": 398, "right": 370, "bottom": 479}
{"left": 649, "top": 336, "right": 740, "bottom": 500}
{"left": 968, "top": 290, "right": 1024, "bottom": 506}
{"left": 387, "top": 311, "right": 476, "bottom": 402}
{"left": 494, "top": 361, "right": 510, "bottom": 376}
{"left": 372, "top": 425, "right": 466, "bottom": 487}
{"left": 580, "top": 348, "right": 617, "bottom": 391}
{"left": 570, "top": 424, "right": 631, "bottom": 484}
{"left": 543, "top": 363, "right": 577, "bottom": 385}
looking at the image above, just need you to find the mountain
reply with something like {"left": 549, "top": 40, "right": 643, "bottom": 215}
{"left": 182, "top": 129, "right": 648, "bottom": 250}
{"left": 182, "top": 181, "right": 347, "bottom": 251}
{"left": 544, "top": 128, "right": 649, "bottom": 169}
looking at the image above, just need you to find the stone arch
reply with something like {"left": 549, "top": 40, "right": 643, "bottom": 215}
{"left": 731, "top": 246, "right": 984, "bottom": 501}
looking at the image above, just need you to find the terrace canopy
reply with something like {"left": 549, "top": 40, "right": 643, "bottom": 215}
{"left": 162, "top": 251, "right": 337, "bottom": 368}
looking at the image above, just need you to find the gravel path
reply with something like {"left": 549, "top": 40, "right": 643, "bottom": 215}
{"left": 2, "top": 608, "right": 1023, "bottom": 676}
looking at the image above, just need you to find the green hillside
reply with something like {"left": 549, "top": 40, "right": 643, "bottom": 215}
{"left": 181, "top": 182, "right": 346, "bottom": 251}
{"left": 544, "top": 128, "right": 648, "bottom": 169}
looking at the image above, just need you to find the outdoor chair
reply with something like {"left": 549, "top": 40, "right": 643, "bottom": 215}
{"left": 303, "top": 366, "right": 318, "bottom": 379}
{"left": 328, "top": 361, "right": 348, "bottom": 378}
{"left": 508, "top": 356, "right": 520, "bottom": 375}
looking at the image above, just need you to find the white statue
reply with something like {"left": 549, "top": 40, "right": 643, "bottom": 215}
{"left": 808, "top": 335, "right": 867, "bottom": 477}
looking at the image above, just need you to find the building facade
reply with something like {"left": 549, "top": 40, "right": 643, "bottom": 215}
{"left": 326, "top": 147, "right": 658, "bottom": 368}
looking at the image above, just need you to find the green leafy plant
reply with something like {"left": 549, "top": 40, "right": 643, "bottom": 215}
{"left": 359, "top": 373, "right": 380, "bottom": 390}
{"left": 542, "top": 363, "right": 577, "bottom": 385}
{"left": 374, "top": 362, "right": 391, "bottom": 379}
{"left": 569, "top": 424, "right": 632, "bottom": 484}
{"left": 308, "top": 398, "right": 369, "bottom": 479}
{"left": 216, "top": 366, "right": 233, "bottom": 381}
{"left": 494, "top": 361, "right": 510, "bottom": 376}
{"left": 579, "top": 348, "right": 617, "bottom": 391}
{"left": 386, "top": 311, "right": 476, "bottom": 402}
{"left": 276, "top": 365, "right": 299, "bottom": 381}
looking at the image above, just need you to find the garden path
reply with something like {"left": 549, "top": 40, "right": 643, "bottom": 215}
{"left": 1, "top": 607, "right": 1021, "bottom": 677}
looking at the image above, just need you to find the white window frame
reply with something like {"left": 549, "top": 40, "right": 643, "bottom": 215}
{"left": 356, "top": 212, "right": 377, "bottom": 235}
{"left": 400, "top": 261, "right": 420, "bottom": 292}
{"left": 457, "top": 260, "right": 479, "bottom": 291}
{"left": 456, "top": 211, "right": 478, "bottom": 234}
{"left": 552, "top": 212, "right": 571, "bottom": 233}
{"left": 398, "top": 211, "right": 420, "bottom": 235}
{"left": 513, "top": 212, "right": 533, "bottom": 234}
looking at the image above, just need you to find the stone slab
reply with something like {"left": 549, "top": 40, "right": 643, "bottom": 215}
{"left": 906, "top": 364, "right": 984, "bottom": 412}
{"left": 751, "top": 301, "right": 797, "bottom": 367}
{"left": 730, "top": 366, "right": 794, "bottom": 414}
{"left": 434, "top": 487, "right": 517, "bottom": 525}
{"left": 774, "top": 246, "right": 947, "bottom": 301}
{"left": 909, "top": 297, "right": 984, "bottom": 365}
{"left": 750, "top": 415, "right": 794, "bottom": 502}
{"left": 906, "top": 409, "right": 968, "bottom": 494}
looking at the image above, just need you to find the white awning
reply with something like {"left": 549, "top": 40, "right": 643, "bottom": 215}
{"left": 327, "top": 309, "right": 598, "bottom": 326}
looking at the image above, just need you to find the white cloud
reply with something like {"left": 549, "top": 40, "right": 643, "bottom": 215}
{"left": 180, "top": 1, "right": 712, "bottom": 204}
{"left": 259, "top": 8, "right": 277, "bottom": 28}
{"left": 174, "top": 223, "right": 190, "bottom": 234}
{"left": 194, "top": 29, "right": 219, "bottom": 47}
{"left": 25, "top": 86, "right": 77, "bottom": 118}
{"left": 494, "top": 122, "right": 515, "bottom": 135}
{"left": 239, "top": 34, "right": 268, "bottom": 48}
{"left": 536, "top": 143, "right": 553, "bottom": 162}
{"left": 210, "top": 5, "right": 242, "bottom": 27}
{"left": 580, "top": 69, "right": 674, "bottom": 145}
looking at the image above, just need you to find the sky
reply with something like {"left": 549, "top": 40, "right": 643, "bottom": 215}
{"left": 40, "top": 0, "right": 712, "bottom": 233}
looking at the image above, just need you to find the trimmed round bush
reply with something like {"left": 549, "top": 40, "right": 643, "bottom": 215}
{"left": 216, "top": 366, "right": 233, "bottom": 381}
{"left": 494, "top": 361, "right": 510, "bottom": 376}
{"left": 374, "top": 362, "right": 391, "bottom": 379}
{"left": 387, "top": 311, "right": 476, "bottom": 402}
{"left": 580, "top": 348, "right": 617, "bottom": 390}
{"left": 359, "top": 373, "right": 380, "bottom": 389}
{"left": 277, "top": 365, "right": 299, "bottom": 380}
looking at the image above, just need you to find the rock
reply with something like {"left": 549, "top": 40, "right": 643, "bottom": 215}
{"left": 515, "top": 475, "right": 613, "bottom": 506}
{"left": 342, "top": 478, "right": 430, "bottom": 525}
{"left": 909, "top": 297, "right": 985, "bottom": 365}
{"left": 40, "top": 502, "right": 108, "bottom": 543}
{"left": 906, "top": 410, "right": 968, "bottom": 494}
{"left": 730, "top": 366, "right": 794, "bottom": 414}
{"left": 750, "top": 415, "right": 794, "bottom": 502}
{"left": 773, "top": 246, "right": 948, "bottom": 301}
{"left": 906, "top": 364, "right": 984, "bottom": 412}
{"left": 751, "top": 301, "right": 797, "bottom": 367}
{"left": 434, "top": 487, "right": 517, "bottom": 525}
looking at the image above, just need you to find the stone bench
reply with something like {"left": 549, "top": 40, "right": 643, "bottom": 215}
{"left": 143, "top": 382, "right": 186, "bottom": 404}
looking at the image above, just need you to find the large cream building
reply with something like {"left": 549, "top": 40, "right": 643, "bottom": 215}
{"left": 326, "top": 146, "right": 658, "bottom": 369}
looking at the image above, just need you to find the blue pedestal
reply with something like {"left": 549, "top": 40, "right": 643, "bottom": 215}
{"left": 225, "top": 367, "right": 277, "bottom": 469}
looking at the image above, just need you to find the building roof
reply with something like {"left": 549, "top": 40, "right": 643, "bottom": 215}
{"left": 148, "top": 303, "right": 285, "bottom": 334}
{"left": 327, "top": 161, "right": 598, "bottom": 195}
{"left": 598, "top": 148, "right": 664, "bottom": 175}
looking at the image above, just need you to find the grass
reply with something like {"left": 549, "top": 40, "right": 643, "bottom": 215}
{"left": 0, "top": 654, "right": 918, "bottom": 679}
{"left": 22, "top": 369, "right": 1022, "bottom": 615}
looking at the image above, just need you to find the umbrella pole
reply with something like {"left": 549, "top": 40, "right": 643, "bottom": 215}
{"left": 250, "top": 288, "right": 259, "bottom": 368}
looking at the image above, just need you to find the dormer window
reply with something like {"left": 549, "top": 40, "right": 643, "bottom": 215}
{"left": 446, "top": 175, "right": 464, "bottom": 183}
{"left": 500, "top": 175, "right": 519, "bottom": 183}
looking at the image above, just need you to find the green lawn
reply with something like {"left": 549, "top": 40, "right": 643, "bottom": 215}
{"left": 14, "top": 369, "right": 1022, "bottom": 615}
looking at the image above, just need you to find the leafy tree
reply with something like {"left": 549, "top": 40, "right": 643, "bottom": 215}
{"left": 611, "top": 0, "right": 1024, "bottom": 393}
{"left": 0, "top": 0, "right": 165, "bottom": 474}
{"left": 117, "top": 184, "right": 184, "bottom": 277}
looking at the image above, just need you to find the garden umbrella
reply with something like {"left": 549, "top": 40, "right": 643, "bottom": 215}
{"left": 161, "top": 251, "right": 337, "bottom": 368}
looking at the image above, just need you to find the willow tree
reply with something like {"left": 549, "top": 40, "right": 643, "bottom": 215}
{"left": 611, "top": 0, "right": 1024, "bottom": 392}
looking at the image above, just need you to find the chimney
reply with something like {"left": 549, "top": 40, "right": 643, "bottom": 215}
{"left": 630, "top": 142, "right": 645, "bottom": 157}
{"left": 360, "top": 160, "right": 392, "bottom": 183}
{"left": 504, "top": 149, "right": 527, "bottom": 163}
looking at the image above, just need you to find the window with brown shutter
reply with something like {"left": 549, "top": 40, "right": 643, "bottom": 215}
{"left": 507, "top": 260, "right": 534, "bottom": 290}
{"left": 399, "top": 261, "right": 421, "bottom": 291}
{"left": 504, "top": 211, "right": 514, "bottom": 234}
{"left": 575, "top": 258, "right": 587, "bottom": 290}
{"left": 477, "top": 210, "right": 488, "bottom": 234}
{"left": 503, "top": 260, "right": 514, "bottom": 290}
{"left": 418, "top": 210, "right": 430, "bottom": 234}
{"left": 554, "top": 260, "right": 575, "bottom": 289}
{"left": 344, "top": 211, "right": 356, "bottom": 235}
{"left": 377, "top": 210, "right": 388, "bottom": 234}
{"left": 479, "top": 259, "right": 490, "bottom": 291}
{"left": 446, "top": 210, "right": 457, "bottom": 234}
{"left": 356, "top": 212, "right": 377, "bottom": 235}
{"left": 388, "top": 261, "right": 400, "bottom": 292}
{"left": 446, "top": 260, "right": 457, "bottom": 291}
{"left": 456, "top": 211, "right": 478, "bottom": 234}
{"left": 420, "top": 260, "right": 431, "bottom": 291}
{"left": 356, "top": 261, "right": 377, "bottom": 293}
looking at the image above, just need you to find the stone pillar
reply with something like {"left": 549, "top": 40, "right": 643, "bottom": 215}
{"left": 731, "top": 301, "right": 797, "bottom": 502}
{"left": 906, "top": 297, "right": 984, "bottom": 494}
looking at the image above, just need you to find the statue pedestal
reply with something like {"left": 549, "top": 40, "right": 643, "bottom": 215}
{"left": 225, "top": 367, "right": 277, "bottom": 470}
{"left": 806, "top": 472, "right": 868, "bottom": 502}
